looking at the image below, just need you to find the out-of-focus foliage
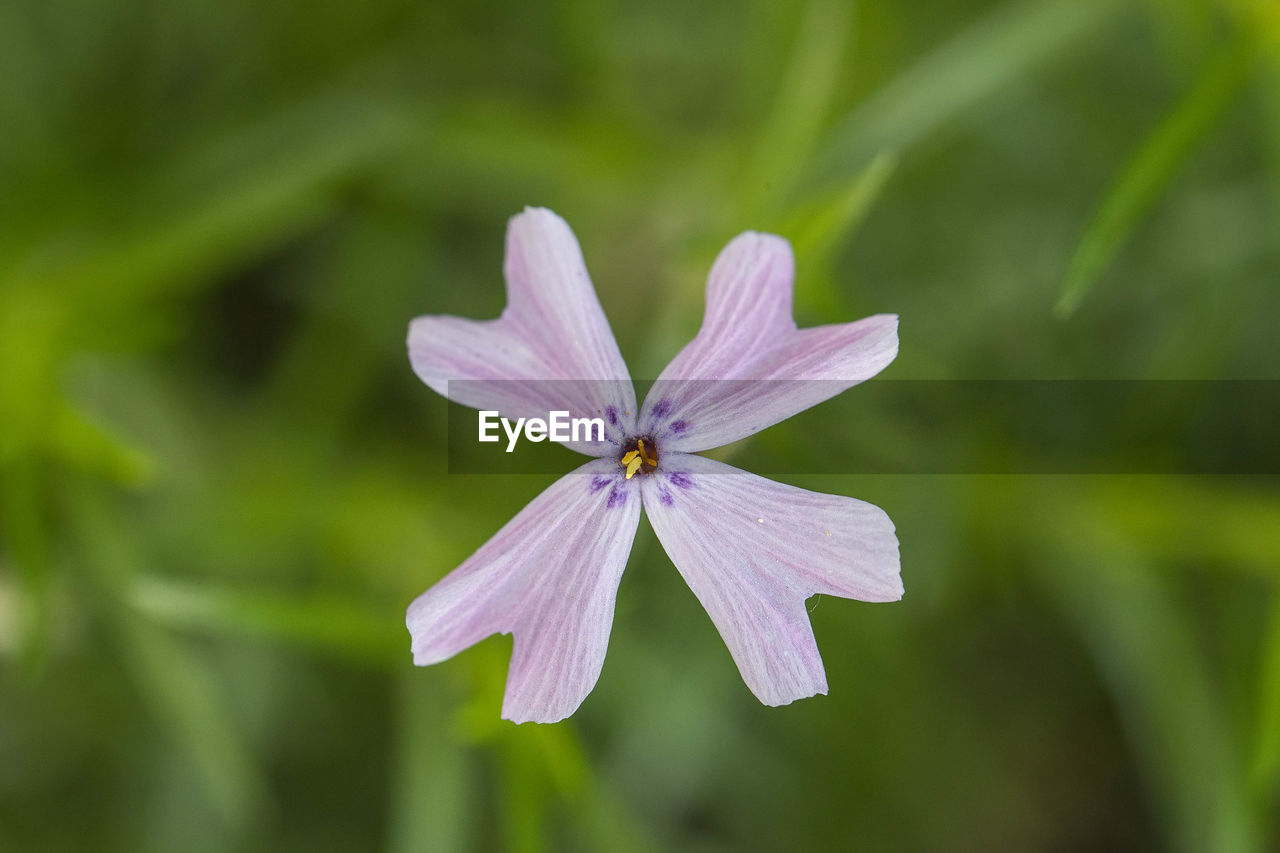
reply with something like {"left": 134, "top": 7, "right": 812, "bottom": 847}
{"left": 1, "top": 0, "right": 1278, "bottom": 850}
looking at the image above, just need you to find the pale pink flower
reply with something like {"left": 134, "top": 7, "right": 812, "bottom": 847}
{"left": 407, "top": 208, "right": 901, "bottom": 723}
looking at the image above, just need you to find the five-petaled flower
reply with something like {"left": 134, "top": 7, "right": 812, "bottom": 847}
{"left": 406, "top": 207, "right": 902, "bottom": 723}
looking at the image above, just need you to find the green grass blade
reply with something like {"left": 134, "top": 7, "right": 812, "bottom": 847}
{"left": 0, "top": 453, "right": 51, "bottom": 677}
{"left": 387, "top": 672, "right": 472, "bottom": 853}
{"left": 70, "top": 488, "right": 269, "bottom": 830}
{"left": 51, "top": 402, "right": 156, "bottom": 488}
{"left": 740, "top": 0, "right": 853, "bottom": 218}
{"left": 114, "top": 615, "right": 269, "bottom": 829}
{"left": 126, "top": 574, "right": 404, "bottom": 666}
{"left": 786, "top": 149, "right": 898, "bottom": 269}
{"left": 8, "top": 89, "right": 415, "bottom": 314}
{"left": 1039, "top": 543, "right": 1260, "bottom": 852}
{"left": 1251, "top": 592, "right": 1280, "bottom": 803}
{"left": 782, "top": 149, "right": 898, "bottom": 320}
{"left": 803, "top": 0, "right": 1123, "bottom": 192}
{"left": 1056, "top": 43, "right": 1257, "bottom": 317}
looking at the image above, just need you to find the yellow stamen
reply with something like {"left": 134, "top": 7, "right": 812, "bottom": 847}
{"left": 621, "top": 440, "right": 658, "bottom": 480}
{"left": 637, "top": 439, "right": 657, "bottom": 467}
{"left": 624, "top": 455, "right": 643, "bottom": 479}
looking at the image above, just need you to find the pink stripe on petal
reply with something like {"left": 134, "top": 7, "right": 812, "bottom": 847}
{"left": 641, "top": 453, "right": 901, "bottom": 707}
{"left": 641, "top": 232, "right": 897, "bottom": 451}
{"left": 406, "top": 458, "right": 639, "bottom": 723}
{"left": 408, "top": 208, "right": 636, "bottom": 452}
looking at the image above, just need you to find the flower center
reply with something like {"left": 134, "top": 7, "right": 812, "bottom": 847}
{"left": 620, "top": 437, "right": 659, "bottom": 479}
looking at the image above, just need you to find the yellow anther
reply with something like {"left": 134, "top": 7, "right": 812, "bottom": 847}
{"left": 621, "top": 440, "right": 658, "bottom": 480}
{"left": 624, "top": 455, "right": 643, "bottom": 479}
{"left": 637, "top": 439, "right": 657, "bottom": 467}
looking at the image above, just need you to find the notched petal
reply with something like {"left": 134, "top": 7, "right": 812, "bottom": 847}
{"left": 406, "top": 459, "right": 638, "bottom": 723}
{"left": 642, "top": 229, "right": 898, "bottom": 451}
{"left": 408, "top": 208, "right": 637, "bottom": 452}
{"left": 641, "top": 453, "right": 900, "bottom": 706}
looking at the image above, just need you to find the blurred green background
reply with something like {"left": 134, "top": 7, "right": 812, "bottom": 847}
{"left": 2, "top": 0, "right": 1278, "bottom": 850}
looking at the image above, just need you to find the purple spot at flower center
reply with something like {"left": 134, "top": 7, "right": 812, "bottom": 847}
{"left": 668, "top": 471, "right": 693, "bottom": 490}
{"left": 668, "top": 420, "right": 689, "bottom": 435}
{"left": 606, "top": 486, "right": 627, "bottom": 509}
{"left": 605, "top": 405, "right": 619, "bottom": 427}
{"left": 650, "top": 398, "right": 673, "bottom": 419}
{"left": 589, "top": 475, "right": 612, "bottom": 494}
{"left": 658, "top": 484, "right": 674, "bottom": 506}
